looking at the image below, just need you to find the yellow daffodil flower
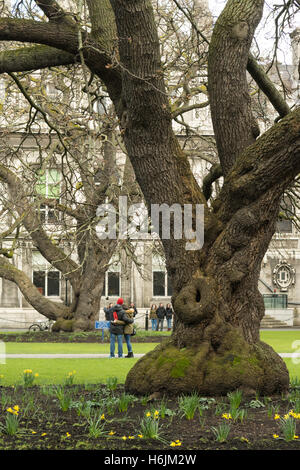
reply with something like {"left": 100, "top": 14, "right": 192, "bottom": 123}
{"left": 108, "top": 431, "right": 115, "bottom": 436}
{"left": 273, "top": 434, "right": 279, "bottom": 439}
{"left": 274, "top": 414, "right": 280, "bottom": 420}
{"left": 222, "top": 413, "right": 232, "bottom": 420}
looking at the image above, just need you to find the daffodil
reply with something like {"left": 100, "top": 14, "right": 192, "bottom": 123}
{"left": 13, "top": 405, "right": 19, "bottom": 412}
{"left": 41, "top": 433, "right": 47, "bottom": 437}
{"left": 294, "top": 435, "right": 299, "bottom": 439}
{"left": 31, "top": 431, "right": 37, "bottom": 434}
{"left": 146, "top": 411, "right": 151, "bottom": 417}
{"left": 274, "top": 414, "right": 280, "bottom": 420}
{"left": 65, "top": 432, "right": 71, "bottom": 438}
{"left": 122, "top": 436, "right": 127, "bottom": 440}
{"left": 273, "top": 434, "right": 279, "bottom": 439}
{"left": 138, "top": 434, "right": 143, "bottom": 438}
{"left": 128, "top": 436, "right": 135, "bottom": 439}
{"left": 108, "top": 431, "right": 115, "bottom": 436}
{"left": 222, "top": 413, "right": 232, "bottom": 420}
{"left": 101, "top": 414, "right": 105, "bottom": 420}
{"left": 170, "top": 442, "right": 176, "bottom": 447}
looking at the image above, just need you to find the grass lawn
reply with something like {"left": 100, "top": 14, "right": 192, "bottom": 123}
{"left": 0, "top": 358, "right": 141, "bottom": 386}
{"left": 260, "top": 330, "right": 300, "bottom": 353}
{"left": 0, "top": 330, "right": 299, "bottom": 386}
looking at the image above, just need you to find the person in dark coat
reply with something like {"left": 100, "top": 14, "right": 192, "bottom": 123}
{"left": 104, "top": 303, "right": 113, "bottom": 321}
{"left": 165, "top": 303, "right": 173, "bottom": 331}
{"left": 109, "top": 298, "right": 134, "bottom": 358}
{"left": 156, "top": 303, "right": 166, "bottom": 331}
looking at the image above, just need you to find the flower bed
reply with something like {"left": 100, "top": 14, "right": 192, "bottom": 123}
{"left": 0, "top": 376, "right": 300, "bottom": 450}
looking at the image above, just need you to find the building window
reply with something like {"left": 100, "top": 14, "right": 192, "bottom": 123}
{"left": 276, "top": 197, "right": 293, "bottom": 233}
{"left": 153, "top": 271, "right": 165, "bottom": 296}
{"left": 32, "top": 252, "right": 60, "bottom": 297}
{"left": 35, "top": 169, "right": 61, "bottom": 223}
{"left": 152, "top": 254, "right": 173, "bottom": 297}
{"left": 107, "top": 272, "right": 120, "bottom": 296}
{"left": 104, "top": 256, "right": 121, "bottom": 297}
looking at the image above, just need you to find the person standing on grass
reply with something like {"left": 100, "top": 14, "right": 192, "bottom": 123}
{"left": 149, "top": 304, "right": 158, "bottom": 331}
{"left": 165, "top": 303, "right": 173, "bottom": 331}
{"left": 156, "top": 303, "right": 166, "bottom": 331}
{"left": 109, "top": 298, "right": 133, "bottom": 358}
{"left": 112, "top": 307, "right": 135, "bottom": 358}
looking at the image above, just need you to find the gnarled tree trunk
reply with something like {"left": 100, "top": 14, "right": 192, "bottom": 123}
{"left": 125, "top": 109, "right": 299, "bottom": 395}
{"left": 109, "top": 0, "right": 299, "bottom": 396}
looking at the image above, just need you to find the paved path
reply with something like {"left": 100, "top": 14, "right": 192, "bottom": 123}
{"left": 1, "top": 353, "right": 300, "bottom": 359}
{"left": 0, "top": 353, "right": 145, "bottom": 359}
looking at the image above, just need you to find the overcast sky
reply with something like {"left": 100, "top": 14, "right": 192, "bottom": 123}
{"left": 208, "top": 0, "right": 300, "bottom": 64}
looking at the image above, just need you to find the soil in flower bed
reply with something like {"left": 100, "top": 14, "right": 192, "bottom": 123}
{"left": 0, "top": 331, "right": 166, "bottom": 343}
{"left": 0, "top": 384, "right": 300, "bottom": 450}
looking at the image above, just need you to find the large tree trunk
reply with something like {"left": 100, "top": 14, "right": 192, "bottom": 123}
{"left": 111, "top": 0, "right": 299, "bottom": 396}
{"left": 52, "top": 272, "right": 106, "bottom": 332}
{"left": 124, "top": 101, "right": 299, "bottom": 395}
{"left": 125, "top": 185, "right": 290, "bottom": 396}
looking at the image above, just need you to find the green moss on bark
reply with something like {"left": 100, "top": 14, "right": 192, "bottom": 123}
{"left": 125, "top": 327, "right": 289, "bottom": 396}
{"left": 52, "top": 319, "right": 75, "bottom": 332}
